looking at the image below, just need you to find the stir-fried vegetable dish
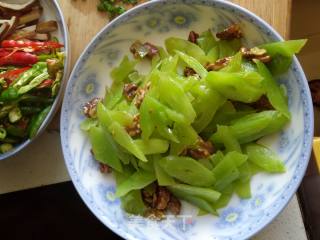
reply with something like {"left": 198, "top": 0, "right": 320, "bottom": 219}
{"left": 0, "top": 1, "right": 64, "bottom": 153}
{"left": 81, "top": 24, "right": 306, "bottom": 218}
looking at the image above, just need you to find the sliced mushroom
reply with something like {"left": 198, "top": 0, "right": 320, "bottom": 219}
{"left": 18, "top": 6, "right": 42, "bottom": 25}
{"left": 8, "top": 24, "right": 36, "bottom": 40}
{"left": 0, "top": 22, "right": 9, "bottom": 40}
{"left": 36, "top": 20, "right": 58, "bottom": 33}
{"left": 0, "top": 0, "right": 37, "bottom": 11}
{"left": 30, "top": 33, "right": 49, "bottom": 41}
{"left": 0, "top": 16, "right": 18, "bottom": 41}
{"left": 0, "top": 0, "right": 39, "bottom": 18}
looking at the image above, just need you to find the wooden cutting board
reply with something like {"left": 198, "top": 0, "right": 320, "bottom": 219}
{"left": 58, "top": 0, "right": 292, "bottom": 67}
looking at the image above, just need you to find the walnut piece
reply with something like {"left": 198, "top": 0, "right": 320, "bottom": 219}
{"left": 206, "top": 57, "right": 232, "bottom": 71}
{"left": 188, "top": 30, "right": 199, "bottom": 44}
{"left": 250, "top": 95, "right": 273, "bottom": 110}
{"left": 182, "top": 138, "right": 215, "bottom": 159}
{"left": 216, "top": 24, "right": 243, "bottom": 40}
{"left": 123, "top": 83, "right": 138, "bottom": 101}
{"left": 142, "top": 185, "right": 182, "bottom": 217}
{"left": 99, "top": 163, "right": 112, "bottom": 173}
{"left": 153, "top": 187, "right": 171, "bottom": 210}
{"left": 83, "top": 97, "right": 101, "bottom": 118}
{"left": 184, "top": 67, "right": 197, "bottom": 77}
{"left": 134, "top": 82, "right": 151, "bottom": 108}
{"left": 240, "top": 47, "right": 272, "bottom": 63}
{"left": 145, "top": 209, "right": 166, "bottom": 220}
{"left": 167, "top": 195, "right": 181, "bottom": 215}
{"left": 130, "top": 40, "right": 159, "bottom": 59}
{"left": 125, "top": 114, "right": 141, "bottom": 137}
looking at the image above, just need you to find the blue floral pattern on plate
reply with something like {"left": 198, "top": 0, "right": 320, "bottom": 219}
{"left": 60, "top": 1, "right": 314, "bottom": 240}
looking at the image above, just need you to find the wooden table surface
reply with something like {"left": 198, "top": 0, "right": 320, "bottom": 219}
{"left": 59, "top": 0, "right": 292, "bottom": 67}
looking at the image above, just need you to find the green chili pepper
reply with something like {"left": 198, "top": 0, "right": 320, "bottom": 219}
{"left": 212, "top": 151, "right": 247, "bottom": 191}
{"left": 255, "top": 60, "right": 290, "bottom": 119}
{"left": 175, "top": 50, "right": 208, "bottom": 78}
{"left": 220, "top": 52, "right": 242, "bottom": 73}
{"left": 168, "top": 184, "right": 221, "bottom": 203}
{"left": 260, "top": 39, "right": 307, "bottom": 75}
{"left": 20, "top": 106, "right": 42, "bottom": 115}
{"left": 197, "top": 30, "right": 218, "bottom": 54}
{"left": 213, "top": 125, "right": 241, "bottom": 152}
{"left": 0, "top": 87, "right": 19, "bottom": 102}
{"left": 134, "top": 139, "right": 169, "bottom": 155}
{"left": 234, "top": 178, "right": 251, "bottom": 199}
{"left": 165, "top": 37, "right": 208, "bottom": 64}
{"left": 218, "top": 39, "right": 241, "bottom": 58}
{"left": 114, "top": 167, "right": 147, "bottom": 216}
{"left": 159, "top": 156, "right": 216, "bottom": 187}
{"left": 52, "top": 70, "right": 63, "bottom": 96}
{"left": 192, "top": 87, "right": 226, "bottom": 132}
{"left": 170, "top": 188, "right": 218, "bottom": 215}
{"left": 209, "top": 151, "right": 224, "bottom": 167}
{"left": 206, "top": 71, "right": 265, "bottom": 103}
{"left": 0, "top": 127, "right": 6, "bottom": 139}
{"left": 160, "top": 54, "right": 179, "bottom": 73}
{"left": 115, "top": 170, "right": 156, "bottom": 197}
{"left": 111, "top": 55, "right": 137, "bottom": 84}
{"left": 211, "top": 111, "right": 289, "bottom": 144}
{"left": 104, "top": 82, "right": 124, "bottom": 109}
{"left": 13, "top": 62, "right": 47, "bottom": 88}
{"left": 245, "top": 143, "right": 286, "bottom": 173}
{"left": 19, "top": 95, "right": 55, "bottom": 104}
{"left": 89, "top": 125, "right": 123, "bottom": 172}
{"left": 0, "top": 143, "right": 13, "bottom": 153}
{"left": 29, "top": 105, "right": 51, "bottom": 138}
{"left": 211, "top": 185, "right": 234, "bottom": 209}
{"left": 18, "top": 70, "right": 50, "bottom": 94}
{"left": 158, "top": 73, "right": 196, "bottom": 123}
{"left": 6, "top": 125, "right": 26, "bottom": 138}
{"left": 153, "top": 159, "right": 176, "bottom": 186}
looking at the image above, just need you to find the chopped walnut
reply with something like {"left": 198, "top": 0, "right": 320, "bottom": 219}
{"left": 188, "top": 31, "right": 199, "bottom": 44}
{"left": 99, "top": 163, "right": 112, "bottom": 173}
{"left": 142, "top": 184, "right": 181, "bottom": 217}
{"left": 83, "top": 97, "right": 101, "bottom": 118}
{"left": 250, "top": 95, "right": 273, "bottom": 110}
{"left": 184, "top": 67, "right": 197, "bottom": 77}
{"left": 153, "top": 187, "right": 171, "bottom": 210}
{"left": 216, "top": 24, "right": 243, "bottom": 40}
{"left": 143, "top": 42, "right": 159, "bottom": 58}
{"left": 123, "top": 83, "right": 138, "bottom": 101}
{"left": 134, "top": 82, "right": 151, "bottom": 108}
{"left": 167, "top": 195, "right": 181, "bottom": 215}
{"left": 125, "top": 114, "right": 141, "bottom": 137}
{"left": 240, "top": 47, "right": 272, "bottom": 63}
{"left": 142, "top": 187, "right": 155, "bottom": 206}
{"left": 130, "top": 40, "right": 159, "bottom": 59}
{"left": 145, "top": 209, "right": 166, "bottom": 220}
{"left": 309, "top": 80, "right": 320, "bottom": 107}
{"left": 206, "top": 57, "right": 232, "bottom": 71}
{"left": 182, "top": 138, "right": 215, "bottom": 159}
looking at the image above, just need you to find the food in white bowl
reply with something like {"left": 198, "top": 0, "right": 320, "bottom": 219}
{"left": 80, "top": 26, "right": 306, "bottom": 218}
{"left": 0, "top": 0, "right": 69, "bottom": 159}
{"left": 61, "top": 1, "right": 313, "bottom": 239}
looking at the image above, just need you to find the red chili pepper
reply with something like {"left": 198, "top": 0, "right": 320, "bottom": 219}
{"left": 1, "top": 40, "right": 64, "bottom": 51}
{"left": 0, "top": 50, "right": 38, "bottom": 66}
{"left": 37, "top": 79, "right": 53, "bottom": 89}
{"left": 0, "top": 67, "right": 31, "bottom": 85}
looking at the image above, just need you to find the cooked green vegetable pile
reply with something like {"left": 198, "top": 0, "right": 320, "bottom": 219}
{"left": 81, "top": 26, "right": 306, "bottom": 217}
